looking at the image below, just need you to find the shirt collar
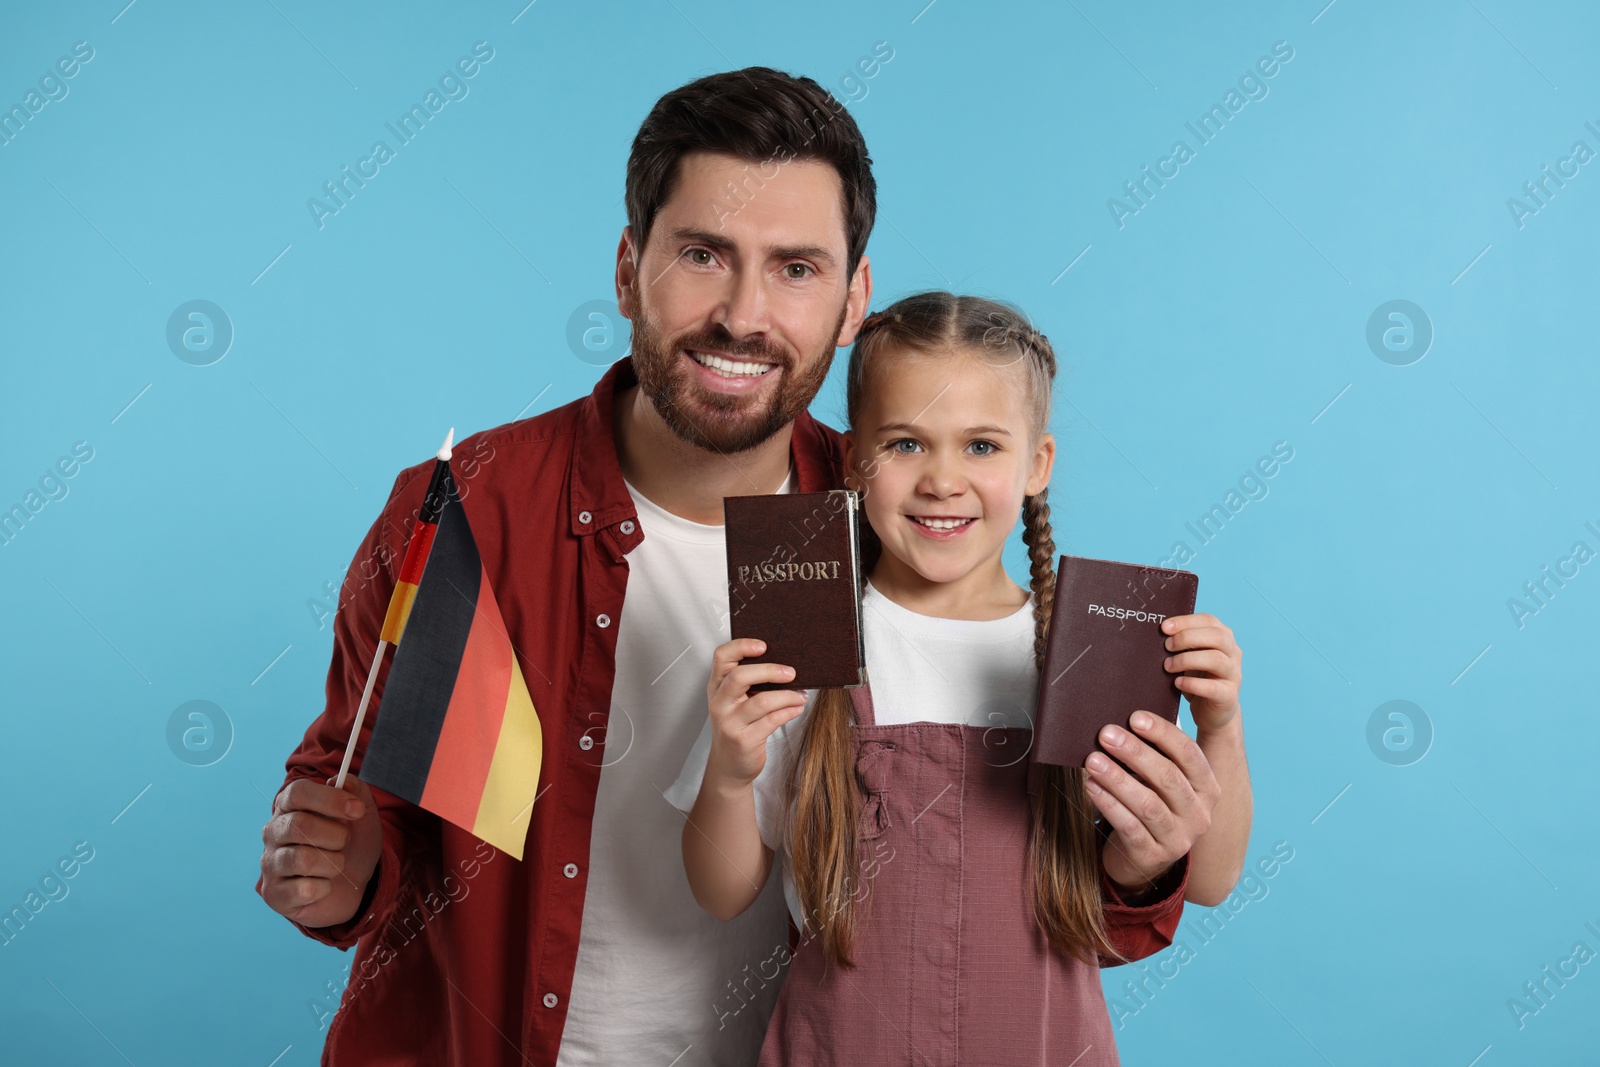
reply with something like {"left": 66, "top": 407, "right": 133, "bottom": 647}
{"left": 568, "top": 356, "right": 844, "bottom": 537}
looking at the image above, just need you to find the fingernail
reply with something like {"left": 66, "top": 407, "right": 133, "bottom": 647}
{"left": 1087, "top": 753, "right": 1111, "bottom": 772}
{"left": 1164, "top": 656, "right": 1174, "bottom": 669}
{"left": 782, "top": 666, "right": 795, "bottom": 678}
{"left": 1162, "top": 620, "right": 1174, "bottom": 632}
{"left": 345, "top": 801, "right": 363, "bottom": 818}
{"left": 1085, "top": 779, "right": 1104, "bottom": 795}
{"left": 1131, "top": 712, "right": 1153, "bottom": 730}
{"left": 1164, "top": 637, "right": 1174, "bottom": 650}
{"left": 754, "top": 640, "right": 766, "bottom": 651}
{"left": 1100, "top": 725, "right": 1125, "bottom": 747}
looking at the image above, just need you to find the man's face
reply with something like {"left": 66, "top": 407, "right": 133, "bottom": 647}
{"left": 617, "top": 151, "right": 870, "bottom": 455}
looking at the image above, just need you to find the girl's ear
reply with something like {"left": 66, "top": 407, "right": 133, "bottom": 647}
{"left": 1024, "top": 431, "right": 1055, "bottom": 497}
{"left": 841, "top": 430, "right": 860, "bottom": 490}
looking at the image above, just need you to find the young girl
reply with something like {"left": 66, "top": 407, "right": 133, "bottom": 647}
{"left": 673, "top": 291, "right": 1245, "bottom": 1065}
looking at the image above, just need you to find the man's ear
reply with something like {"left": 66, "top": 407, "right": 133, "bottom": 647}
{"left": 833, "top": 255, "right": 873, "bottom": 348}
{"left": 1025, "top": 431, "right": 1056, "bottom": 497}
{"left": 615, "top": 227, "right": 639, "bottom": 319}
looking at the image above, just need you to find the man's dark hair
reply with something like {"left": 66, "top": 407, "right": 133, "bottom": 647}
{"left": 626, "top": 66, "right": 876, "bottom": 277}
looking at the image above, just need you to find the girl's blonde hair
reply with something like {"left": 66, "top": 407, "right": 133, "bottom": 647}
{"left": 786, "top": 290, "right": 1119, "bottom": 969}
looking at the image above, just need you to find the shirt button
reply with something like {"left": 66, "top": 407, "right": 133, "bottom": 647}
{"left": 563, "top": 863, "right": 578, "bottom": 878}
{"left": 578, "top": 735, "right": 595, "bottom": 751}
{"left": 578, "top": 510, "right": 592, "bottom": 525}
{"left": 596, "top": 613, "right": 611, "bottom": 628}
{"left": 619, "top": 520, "right": 635, "bottom": 535}
{"left": 543, "top": 992, "right": 558, "bottom": 1008}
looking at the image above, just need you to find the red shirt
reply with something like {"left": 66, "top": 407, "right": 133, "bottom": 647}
{"left": 262, "top": 356, "right": 1183, "bottom": 1066}
{"left": 264, "top": 357, "right": 847, "bottom": 1065}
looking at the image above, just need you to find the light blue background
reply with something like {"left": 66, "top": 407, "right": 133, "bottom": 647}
{"left": 2, "top": 1, "right": 1596, "bottom": 1064}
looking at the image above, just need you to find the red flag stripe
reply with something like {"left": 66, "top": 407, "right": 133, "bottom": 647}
{"left": 417, "top": 563, "right": 512, "bottom": 828}
{"left": 396, "top": 520, "right": 438, "bottom": 586}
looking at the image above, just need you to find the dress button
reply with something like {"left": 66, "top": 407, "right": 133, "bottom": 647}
{"left": 542, "top": 992, "right": 558, "bottom": 1008}
{"left": 596, "top": 613, "right": 611, "bottom": 628}
{"left": 578, "top": 510, "right": 592, "bottom": 525}
{"left": 578, "top": 735, "right": 595, "bottom": 751}
{"left": 563, "top": 862, "right": 578, "bottom": 878}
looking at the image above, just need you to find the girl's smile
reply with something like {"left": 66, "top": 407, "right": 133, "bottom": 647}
{"left": 905, "top": 513, "right": 978, "bottom": 538}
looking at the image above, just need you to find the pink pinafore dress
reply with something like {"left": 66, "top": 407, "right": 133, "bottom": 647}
{"left": 758, "top": 679, "right": 1185, "bottom": 1067}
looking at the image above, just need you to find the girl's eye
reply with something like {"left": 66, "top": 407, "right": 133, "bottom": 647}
{"left": 887, "top": 438, "right": 921, "bottom": 455}
{"left": 968, "top": 440, "right": 998, "bottom": 457}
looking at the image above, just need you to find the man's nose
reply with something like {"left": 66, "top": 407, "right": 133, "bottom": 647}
{"left": 714, "top": 265, "right": 772, "bottom": 341}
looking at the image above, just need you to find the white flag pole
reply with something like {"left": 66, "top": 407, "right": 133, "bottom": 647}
{"left": 332, "top": 427, "right": 454, "bottom": 791}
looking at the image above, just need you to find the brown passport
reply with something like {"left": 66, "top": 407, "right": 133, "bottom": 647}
{"left": 723, "top": 490, "right": 865, "bottom": 692}
{"left": 1032, "top": 555, "right": 1199, "bottom": 768}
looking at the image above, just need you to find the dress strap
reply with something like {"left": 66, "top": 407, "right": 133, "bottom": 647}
{"left": 846, "top": 676, "right": 876, "bottom": 728}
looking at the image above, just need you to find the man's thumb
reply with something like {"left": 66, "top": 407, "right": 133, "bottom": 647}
{"left": 326, "top": 774, "right": 378, "bottom": 815}
{"left": 348, "top": 775, "right": 377, "bottom": 805}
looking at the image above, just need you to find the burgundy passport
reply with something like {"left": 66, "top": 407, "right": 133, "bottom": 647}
{"left": 1032, "top": 555, "right": 1199, "bottom": 768}
{"left": 723, "top": 490, "right": 864, "bottom": 692}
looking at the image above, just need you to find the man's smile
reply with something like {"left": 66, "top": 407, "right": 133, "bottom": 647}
{"left": 681, "top": 347, "right": 782, "bottom": 396}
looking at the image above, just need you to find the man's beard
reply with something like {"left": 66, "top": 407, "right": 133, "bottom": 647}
{"left": 628, "top": 283, "right": 846, "bottom": 455}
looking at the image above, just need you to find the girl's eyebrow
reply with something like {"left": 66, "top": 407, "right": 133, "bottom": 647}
{"left": 876, "top": 421, "right": 1013, "bottom": 437}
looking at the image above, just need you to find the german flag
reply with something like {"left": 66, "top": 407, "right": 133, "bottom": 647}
{"left": 359, "top": 443, "right": 542, "bottom": 860}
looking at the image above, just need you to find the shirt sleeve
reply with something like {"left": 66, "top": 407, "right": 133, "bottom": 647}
{"left": 666, "top": 691, "right": 814, "bottom": 854}
{"left": 664, "top": 717, "right": 714, "bottom": 813}
{"left": 1096, "top": 852, "right": 1189, "bottom": 968}
{"left": 751, "top": 695, "right": 813, "bottom": 851}
{"left": 254, "top": 465, "right": 430, "bottom": 951}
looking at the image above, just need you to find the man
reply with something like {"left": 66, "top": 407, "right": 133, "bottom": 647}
{"left": 257, "top": 67, "right": 1250, "bottom": 1065}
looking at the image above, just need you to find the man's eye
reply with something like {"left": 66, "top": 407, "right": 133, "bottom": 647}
{"left": 686, "top": 248, "right": 714, "bottom": 265}
{"left": 784, "top": 263, "right": 812, "bottom": 279}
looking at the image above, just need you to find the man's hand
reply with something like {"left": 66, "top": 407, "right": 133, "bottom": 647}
{"left": 259, "top": 776, "right": 383, "bottom": 929}
{"left": 1084, "top": 712, "right": 1220, "bottom": 895}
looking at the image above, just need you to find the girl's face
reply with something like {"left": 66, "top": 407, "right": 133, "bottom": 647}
{"left": 844, "top": 349, "right": 1054, "bottom": 604}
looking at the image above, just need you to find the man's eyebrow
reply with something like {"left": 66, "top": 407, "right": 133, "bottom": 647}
{"left": 876, "top": 422, "right": 1013, "bottom": 437}
{"left": 668, "top": 228, "right": 837, "bottom": 268}
{"left": 670, "top": 227, "right": 736, "bottom": 252}
{"left": 773, "top": 243, "right": 836, "bottom": 268}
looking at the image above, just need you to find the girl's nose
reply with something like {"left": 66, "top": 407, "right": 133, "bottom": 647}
{"left": 917, "top": 453, "right": 966, "bottom": 499}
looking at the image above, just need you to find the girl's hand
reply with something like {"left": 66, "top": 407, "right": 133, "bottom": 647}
{"left": 704, "top": 638, "right": 808, "bottom": 790}
{"left": 1161, "top": 612, "right": 1242, "bottom": 735}
{"left": 1085, "top": 713, "right": 1220, "bottom": 894}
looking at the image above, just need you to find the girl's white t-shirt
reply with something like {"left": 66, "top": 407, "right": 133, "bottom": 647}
{"left": 666, "top": 580, "right": 1039, "bottom": 927}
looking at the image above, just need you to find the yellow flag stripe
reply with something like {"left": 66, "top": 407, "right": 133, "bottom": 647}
{"left": 379, "top": 580, "right": 419, "bottom": 645}
{"left": 470, "top": 654, "right": 543, "bottom": 860}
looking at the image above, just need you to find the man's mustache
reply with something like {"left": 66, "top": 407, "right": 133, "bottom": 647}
{"left": 672, "top": 330, "right": 791, "bottom": 368}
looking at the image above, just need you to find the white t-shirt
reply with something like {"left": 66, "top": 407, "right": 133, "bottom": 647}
{"left": 556, "top": 471, "right": 795, "bottom": 1067}
{"left": 666, "top": 581, "right": 1039, "bottom": 928}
